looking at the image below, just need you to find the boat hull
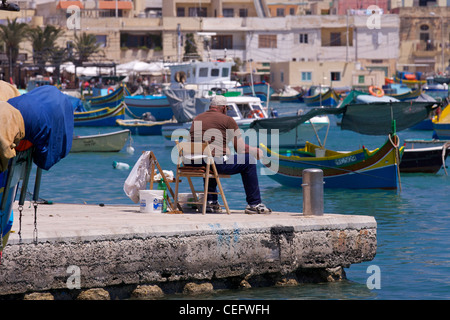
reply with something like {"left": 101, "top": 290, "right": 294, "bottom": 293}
{"left": 400, "top": 146, "right": 449, "bottom": 173}
{"left": 70, "top": 129, "right": 130, "bottom": 152}
{"left": 279, "top": 93, "right": 303, "bottom": 103}
{"left": 303, "top": 90, "right": 339, "bottom": 107}
{"left": 74, "top": 103, "right": 126, "bottom": 127}
{"left": 261, "top": 138, "right": 402, "bottom": 189}
{"left": 124, "top": 95, "right": 173, "bottom": 121}
{"left": 117, "top": 119, "right": 173, "bottom": 135}
{"left": 85, "top": 86, "right": 126, "bottom": 109}
{"left": 1, "top": 152, "right": 29, "bottom": 247}
{"left": 433, "top": 123, "right": 450, "bottom": 139}
{"left": 236, "top": 82, "right": 274, "bottom": 101}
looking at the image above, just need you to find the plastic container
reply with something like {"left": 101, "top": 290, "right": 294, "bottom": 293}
{"left": 112, "top": 161, "right": 130, "bottom": 170}
{"left": 178, "top": 193, "right": 204, "bottom": 212}
{"left": 139, "top": 190, "right": 164, "bottom": 213}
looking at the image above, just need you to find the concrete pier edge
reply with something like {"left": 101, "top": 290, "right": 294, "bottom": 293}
{"left": 0, "top": 202, "right": 377, "bottom": 299}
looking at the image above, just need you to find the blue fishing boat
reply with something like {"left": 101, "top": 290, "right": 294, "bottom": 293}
{"left": 261, "top": 136, "right": 403, "bottom": 189}
{"left": 84, "top": 85, "right": 129, "bottom": 109}
{"left": 303, "top": 86, "right": 339, "bottom": 107}
{"left": 123, "top": 94, "right": 173, "bottom": 121}
{"left": 74, "top": 102, "right": 126, "bottom": 127}
{"left": 422, "top": 77, "right": 449, "bottom": 99}
{"left": 279, "top": 93, "right": 303, "bottom": 102}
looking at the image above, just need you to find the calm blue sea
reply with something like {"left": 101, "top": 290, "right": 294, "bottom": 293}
{"left": 33, "top": 102, "right": 449, "bottom": 300}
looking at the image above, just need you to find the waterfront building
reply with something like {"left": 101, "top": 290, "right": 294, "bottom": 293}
{"left": 0, "top": 0, "right": 448, "bottom": 88}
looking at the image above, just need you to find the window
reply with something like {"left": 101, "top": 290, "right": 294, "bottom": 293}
{"left": 358, "top": 75, "right": 365, "bottom": 84}
{"left": 258, "top": 35, "right": 277, "bottom": 48}
{"left": 239, "top": 8, "right": 248, "bottom": 17}
{"left": 331, "top": 72, "right": 341, "bottom": 81}
{"left": 276, "top": 8, "right": 285, "bottom": 17}
{"left": 222, "top": 68, "right": 229, "bottom": 78}
{"left": 299, "top": 33, "right": 308, "bottom": 44}
{"left": 199, "top": 68, "right": 208, "bottom": 77}
{"left": 330, "top": 33, "right": 341, "bottom": 46}
{"left": 212, "top": 35, "right": 233, "bottom": 49}
{"left": 280, "top": 72, "right": 284, "bottom": 82}
{"left": 176, "top": 7, "right": 185, "bottom": 17}
{"left": 301, "top": 72, "right": 312, "bottom": 81}
{"left": 96, "top": 35, "right": 107, "bottom": 48}
{"left": 211, "top": 68, "right": 220, "bottom": 77}
{"left": 189, "top": 7, "right": 206, "bottom": 17}
{"left": 289, "top": 8, "right": 295, "bottom": 15}
{"left": 223, "top": 8, "right": 234, "bottom": 17}
{"left": 120, "top": 33, "right": 161, "bottom": 49}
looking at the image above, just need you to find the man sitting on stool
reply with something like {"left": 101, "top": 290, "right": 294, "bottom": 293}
{"left": 189, "top": 95, "right": 271, "bottom": 214}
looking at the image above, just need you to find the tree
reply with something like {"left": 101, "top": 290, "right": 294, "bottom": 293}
{"left": 49, "top": 47, "right": 70, "bottom": 83}
{"left": 73, "top": 32, "right": 102, "bottom": 66}
{"left": 0, "top": 18, "right": 29, "bottom": 82}
{"left": 28, "top": 25, "right": 64, "bottom": 73}
{"left": 183, "top": 33, "right": 200, "bottom": 61}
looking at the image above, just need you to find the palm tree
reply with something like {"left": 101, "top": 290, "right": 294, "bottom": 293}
{"left": 0, "top": 18, "right": 29, "bottom": 82}
{"left": 73, "top": 32, "right": 102, "bottom": 66}
{"left": 49, "top": 47, "right": 70, "bottom": 84}
{"left": 28, "top": 25, "right": 64, "bottom": 73}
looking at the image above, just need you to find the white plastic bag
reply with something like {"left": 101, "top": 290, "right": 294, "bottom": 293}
{"left": 123, "top": 151, "right": 151, "bottom": 203}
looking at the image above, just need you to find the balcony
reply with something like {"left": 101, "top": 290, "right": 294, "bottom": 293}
{"left": 413, "top": 41, "right": 440, "bottom": 58}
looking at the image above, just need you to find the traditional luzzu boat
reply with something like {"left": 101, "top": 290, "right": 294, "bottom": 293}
{"left": 123, "top": 94, "right": 173, "bottom": 121}
{"left": 1, "top": 84, "right": 73, "bottom": 258}
{"left": 84, "top": 85, "right": 129, "bottom": 109}
{"left": 259, "top": 99, "right": 439, "bottom": 189}
{"left": 260, "top": 136, "right": 403, "bottom": 189}
{"left": 74, "top": 102, "right": 126, "bottom": 127}
{"left": 303, "top": 86, "right": 340, "bottom": 107}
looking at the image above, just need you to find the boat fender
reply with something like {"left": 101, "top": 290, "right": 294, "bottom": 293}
{"left": 369, "top": 86, "right": 384, "bottom": 97}
{"left": 175, "top": 71, "right": 187, "bottom": 83}
{"left": 107, "top": 87, "right": 114, "bottom": 94}
{"left": 247, "top": 109, "right": 264, "bottom": 119}
{"left": 112, "top": 161, "right": 130, "bottom": 170}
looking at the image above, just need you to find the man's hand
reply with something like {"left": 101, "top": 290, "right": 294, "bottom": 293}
{"left": 249, "top": 146, "right": 263, "bottom": 160}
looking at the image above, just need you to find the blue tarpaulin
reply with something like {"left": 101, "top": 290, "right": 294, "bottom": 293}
{"left": 8, "top": 86, "right": 74, "bottom": 170}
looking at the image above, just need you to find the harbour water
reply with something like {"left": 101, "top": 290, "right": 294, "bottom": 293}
{"left": 28, "top": 102, "right": 449, "bottom": 300}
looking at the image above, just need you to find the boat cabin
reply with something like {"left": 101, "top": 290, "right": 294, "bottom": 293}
{"left": 168, "top": 61, "right": 239, "bottom": 92}
{"left": 225, "top": 96, "right": 268, "bottom": 121}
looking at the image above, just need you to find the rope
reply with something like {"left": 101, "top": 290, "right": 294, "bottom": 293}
{"left": 442, "top": 142, "right": 450, "bottom": 176}
{"left": 123, "top": 102, "right": 142, "bottom": 119}
{"left": 389, "top": 134, "right": 402, "bottom": 192}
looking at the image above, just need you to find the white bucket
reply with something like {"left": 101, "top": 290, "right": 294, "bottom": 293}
{"left": 315, "top": 148, "right": 326, "bottom": 158}
{"left": 139, "top": 190, "right": 164, "bottom": 213}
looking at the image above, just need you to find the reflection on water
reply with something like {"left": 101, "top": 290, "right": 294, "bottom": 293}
{"left": 158, "top": 281, "right": 377, "bottom": 300}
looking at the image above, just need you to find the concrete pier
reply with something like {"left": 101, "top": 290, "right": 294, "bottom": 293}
{"left": 0, "top": 202, "right": 376, "bottom": 299}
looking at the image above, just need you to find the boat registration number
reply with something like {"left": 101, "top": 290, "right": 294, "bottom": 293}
{"left": 334, "top": 155, "right": 357, "bottom": 166}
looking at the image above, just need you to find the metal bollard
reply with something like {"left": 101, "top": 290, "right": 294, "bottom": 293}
{"left": 301, "top": 168, "right": 324, "bottom": 216}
